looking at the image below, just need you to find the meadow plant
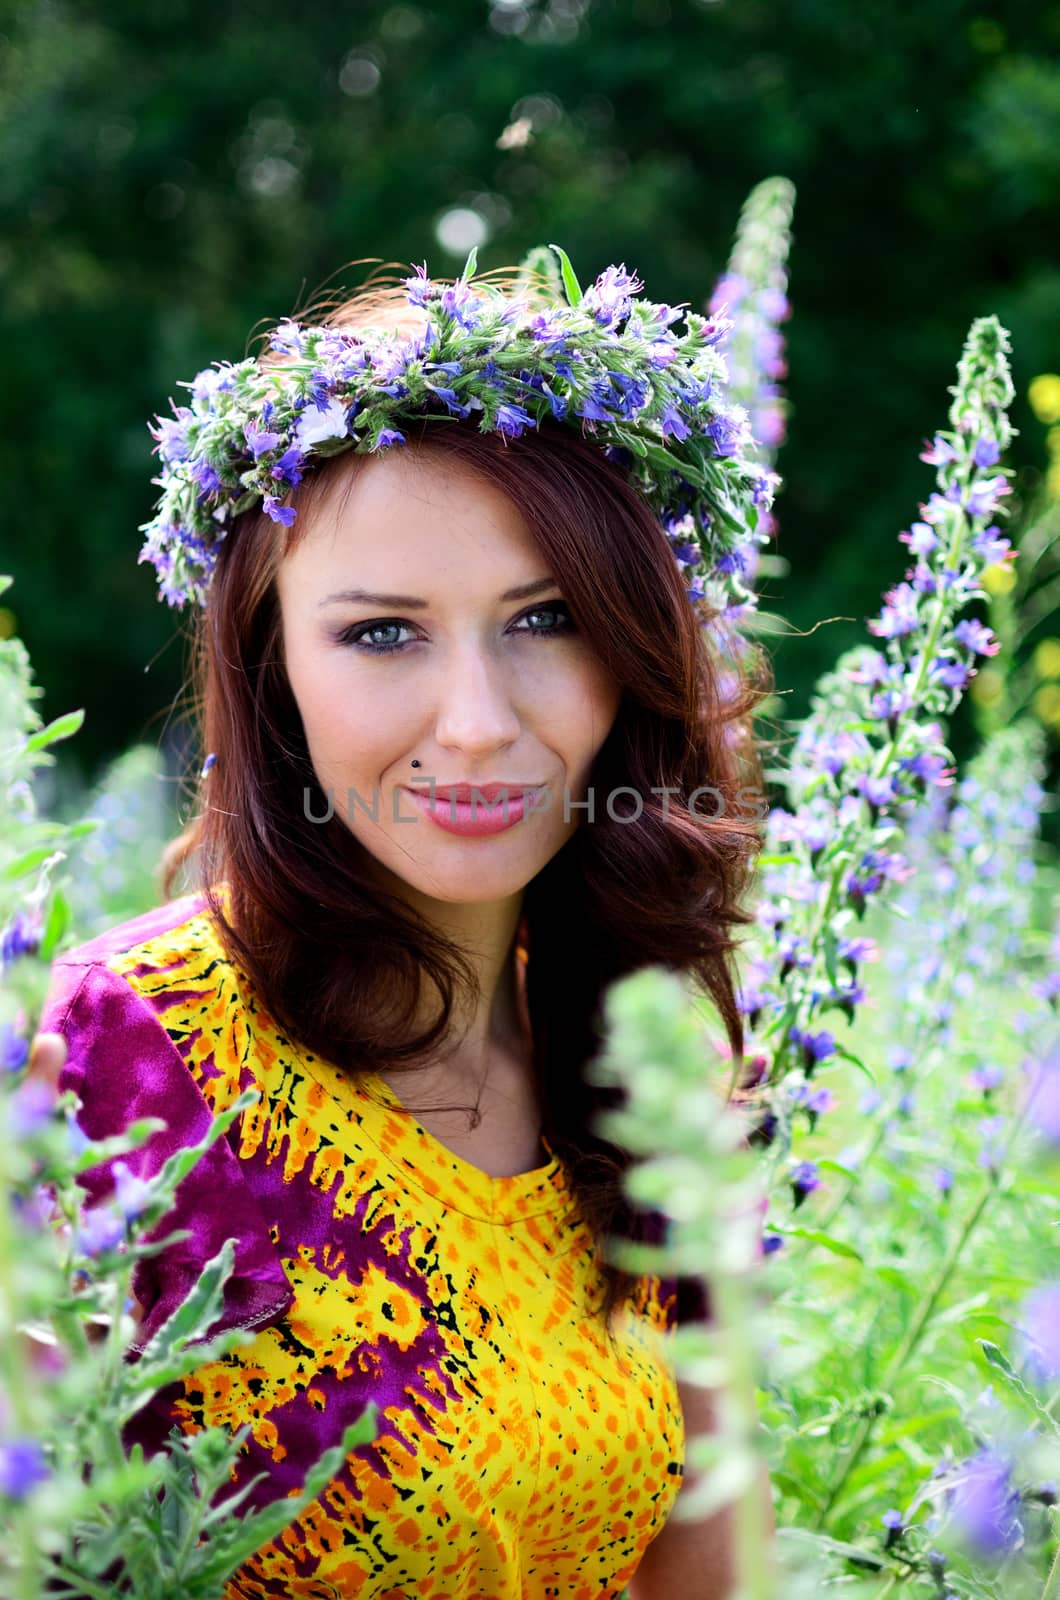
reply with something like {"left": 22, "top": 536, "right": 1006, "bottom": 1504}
{"left": 0, "top": 579, "right": 376, "bottom": 1598}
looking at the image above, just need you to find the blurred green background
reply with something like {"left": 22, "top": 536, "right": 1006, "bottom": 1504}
{"left": 3, "top": 0, "right": 1059, "bottom": 803}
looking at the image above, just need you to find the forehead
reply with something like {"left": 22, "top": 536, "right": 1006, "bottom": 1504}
{"left": 282, "top": 446, "right": 543, "bottom": 587}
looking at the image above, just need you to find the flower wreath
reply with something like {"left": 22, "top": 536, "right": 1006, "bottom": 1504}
{"left": 139, "top": 244, "right": 778, "bottom": 613}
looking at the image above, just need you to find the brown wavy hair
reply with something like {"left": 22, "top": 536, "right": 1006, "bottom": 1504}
{"left": 160, "top": 262, "right": 771, "bottom": 1340}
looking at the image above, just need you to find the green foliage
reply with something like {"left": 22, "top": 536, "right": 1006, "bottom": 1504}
{"left": 3, "top": 0, "right": 1059, "bottom": 803}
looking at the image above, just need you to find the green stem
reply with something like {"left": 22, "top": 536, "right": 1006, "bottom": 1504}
{"left": 812, "top": 1171, "right": 997, "bottom": 1529}
{"left": 0, "top": 1097, "right": 44, "bottom": 1600}
{"left": 1041, "top": 1518, "right": 1060, "bottom": 1600}
{"left": 702, "top": 1270, "right": 773, "bottom": 1600}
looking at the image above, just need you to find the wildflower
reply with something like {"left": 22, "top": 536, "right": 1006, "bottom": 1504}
{"left": 1, "top": 1020, "right": 29, "bottom": 1073}
{"left": 373, "top": 428, "right": 406, "bottom": 450}
{"left": 789, "top": 1027, "right": 835, "bottom": 1076}
{"left": 977, "top": 1115, "right": 1006, "bottom": 1172}
{"left": 8, "top": 1078, "right": 56, "bottom": 1137}
{"left": 243, "top": 420, "right": 282, "bottom": 459}
{"left": 112, "top": 1161, "right": 154, "bottom": 1222}
{"left": 1, "top": 911, "right": 42, "bottom": 969}
{"left": 946, "top": 1448, "right": 1022, "bottom": 1557}
{"left": 494, "top": 402, "right": 536, "bottom": 439}
{"left": 762, "top": 1233, "right": 784, "bottom": 1256}
{"left": 74, "top": 1204, "right": 125, "bottom": 1257}
{"left": 0, "top": 1439, "right": 49, "bottom": 1500}
{"left": 932, "top": 1167, "right": 954, "bottom": 1195}
{"left": 1019, "top": 1283, "right": 1060, "bottom": 1383}
{"left": 789, "top": 1161, "right": 821, "bottom": 1208}
{"left": 881, "top": 1508, "right": 906, "bottom": 1549}
{"left": 271, "top": 445, "right": 306, "bottom": 487}
{"left": 952, "top": 618, "right": 1001, "bottom": 656}
{"left": 263, "top": 495, "right": 296, "bottom": 526}
{"left": 292, "top": 396, "right": 349, "bottom": 452}
{"left": 968, "top": 1063, "right": 1004, "bottom": 1096}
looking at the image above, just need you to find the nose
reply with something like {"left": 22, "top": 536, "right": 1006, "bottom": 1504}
{"left": 433, "top": 641, "right": 522, "bottom": 758}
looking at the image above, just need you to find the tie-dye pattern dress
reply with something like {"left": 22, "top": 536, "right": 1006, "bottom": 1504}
{"left": 40, "top": 889, "right": 700, "bottom": 1599}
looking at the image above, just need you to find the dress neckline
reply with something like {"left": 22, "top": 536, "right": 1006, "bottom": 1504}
{"left": 286, "top": 909, "right": 571, "bottom": 1223}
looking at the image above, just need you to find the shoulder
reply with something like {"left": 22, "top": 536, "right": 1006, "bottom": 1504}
{"left": 38, "top": 882, "right": 253, "bottom": 1132}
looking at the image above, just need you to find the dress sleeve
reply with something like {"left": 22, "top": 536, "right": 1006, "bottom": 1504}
{"left": 38, "top": 958, "right": 294, "bottom": 1357}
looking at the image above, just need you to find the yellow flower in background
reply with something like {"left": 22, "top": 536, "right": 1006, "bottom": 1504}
{"left": 1033, "top": 683, "right": 1060, "bottom": 729}
{"left": 970, "top": 667, "right": 1005, "bottom": 707}
{"left": 1030, "top": 374, "right": 1060, "bottom": 425}
{"left": 1034, "top": 639, "right": 1060, "bottom": 680}
{"left": 982, "top": 563, "right": 1017, "bottom": 595}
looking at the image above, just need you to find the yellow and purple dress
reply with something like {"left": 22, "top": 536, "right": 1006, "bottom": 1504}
{"left": 40, "top": 890, "right": 700, "bottom": 1599}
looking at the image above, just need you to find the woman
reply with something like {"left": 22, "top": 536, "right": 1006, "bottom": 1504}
{"left": 36, "top": 252, "right": 774, "bottom": 1597}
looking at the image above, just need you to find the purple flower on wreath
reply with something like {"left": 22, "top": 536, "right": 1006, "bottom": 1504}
{"left": 269, "top": 320, "right": 307, "bottom": 357}
{"left": 707, "top": 413, "right": 742, "bottom": 458}
{"left": 271, "top": 446, "right": 306, "bottom": 487}
{"left": 493, "top": 402, "right": 535, "bottom": 439}
{"left": 373, "top": 428, "right": 406, "bottom": 450}
{"left": 151, "top": 411, "right": 193, "bottom": 463}
{"left": 582, "top": 263, "right": 643, "bottom": 330}
{"left": 440, "top": 281, "right": 485, "bottom": 331}
{"left": 762, "top": 1233, "right": 784, "bottom": 1256}
{"left": 244, "top": 421, "right": 282, "bottom": 460}
{"left": 263, "top": 495, "right": 296, "bottom": 526}
{"left": 191, "top": 460, "right": 223, "bottom": 498}
{"left": 660, "top": 405, "right": 691, "bottom": 442}
{"left": 426, "top": 383, "right": 472, "bottom": 420}
{"left": 402, "top": 262, "right": 432, "bottom": 308}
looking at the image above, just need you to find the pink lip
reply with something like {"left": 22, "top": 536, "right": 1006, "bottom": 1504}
{"left": 402, "top": 785, "right": 542, "bottom": 837}
{"left": 423, "top": 783, "right": 538, "bottom": 803}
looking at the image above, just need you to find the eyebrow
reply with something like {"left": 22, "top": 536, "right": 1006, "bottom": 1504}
{"left": 317, "top": 577, "right": 560, "bottom": 610}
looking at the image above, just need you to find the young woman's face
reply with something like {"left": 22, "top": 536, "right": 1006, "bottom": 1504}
{"left": 276, "top": 447, "right": 622, "bottom": 907}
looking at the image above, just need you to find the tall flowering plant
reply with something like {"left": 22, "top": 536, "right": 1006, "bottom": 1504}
{"left": 0, "top": 580, "right": 375, "bottom": 1598}
{"left": 741, "top": 315, "right": 1016, "bottom": 1118}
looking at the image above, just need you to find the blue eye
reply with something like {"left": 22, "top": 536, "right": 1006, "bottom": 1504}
{"left": 336, "top": 601, "right": 574, "bottom": 656}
